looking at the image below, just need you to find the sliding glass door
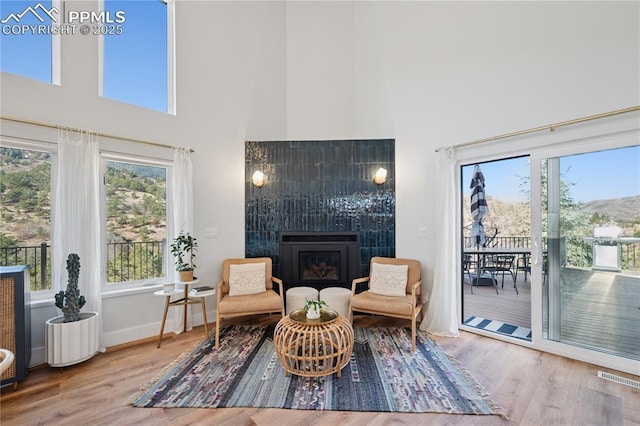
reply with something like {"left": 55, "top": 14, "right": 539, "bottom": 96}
{"left": 458, "top": 111, "right": 639, "bottom": 374}
{"left": 540, "top": 145, "right": 640, "bottom": 361}
{"left": 460, "top": 156, "right": 532, "bottom": 341}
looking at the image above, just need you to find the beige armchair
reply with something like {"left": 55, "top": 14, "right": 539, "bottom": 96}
{"left": 215, "top": 257, "right": 285, "bottom": 348}
{"left": 350, "top": 256, "right": 423, "bottom": 351}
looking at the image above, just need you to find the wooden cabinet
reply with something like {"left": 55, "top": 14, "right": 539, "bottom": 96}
{"left": 0, "top": 265, "right": 31, "bottom": 389}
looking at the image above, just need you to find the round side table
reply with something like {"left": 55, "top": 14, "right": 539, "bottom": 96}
{"left": 274, "top": 308, "right": 353, "bottom": 378}
{"left": 153, "top": 279, "right": 216, "bottom": 348}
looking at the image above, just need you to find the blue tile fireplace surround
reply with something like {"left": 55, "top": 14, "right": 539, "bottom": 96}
{"left": 245, "top": 139, "right": 395, "bottom": 292}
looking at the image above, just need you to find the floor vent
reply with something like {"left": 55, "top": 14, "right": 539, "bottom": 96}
{"left": 597, "top": 371, "right": 640, "bottom": 389}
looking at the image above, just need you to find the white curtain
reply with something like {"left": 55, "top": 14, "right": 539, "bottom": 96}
{"left": 420, "top": 147, "right": 460, "bottom": 337}
{"left": 52, "top": 128, "right": 105, "bottom": 350}
{"left": 167, "top": 147, "right": 194, "bottom": 333}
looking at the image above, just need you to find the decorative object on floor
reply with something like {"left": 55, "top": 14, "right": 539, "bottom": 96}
{"left": 46, "top": 254, "right": 100, "bottom": 367}
{"left": 319, "top": 286, "right": 352, "bottom": 317}
{"left": 285, "top": 286, "right": 318, "bottom": 314}
{"left": 464, "top": 316, "right": 532, "bottom": 341}
{"left": 1, "top": 265, "right": 31, "bottom": 390}
{"left": 131, "top": 325, "right": 503, "bottom": 417}
{"left": 170, "top": 231, "right": 198, "bottom": 282}
{"left": 274, "top": 308, "right": 353, "bottom": 378}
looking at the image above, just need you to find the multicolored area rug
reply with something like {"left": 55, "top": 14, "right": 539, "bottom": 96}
{"left": 131, "top": 325, "right": 503, "bottom": 415}
{"left": 464, "top": 316, "right": 532, "bottom": 341}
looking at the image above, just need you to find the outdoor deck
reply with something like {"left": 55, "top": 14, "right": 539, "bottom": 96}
{"left": 463, "top": 267, "right": 640, "bottom": 360}
{"left": 463, "top": 269, "right": 531, "bottom": 328}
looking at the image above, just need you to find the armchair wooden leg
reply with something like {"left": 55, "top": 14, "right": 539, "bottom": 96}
{"left": 215, "top": 312, "right": 220, "bottom": 348}
{"left": 411, "top": 316, "right": 416, "bottom": 352}
{"left": 200, "top": 299, "right": 209, "bottom": 339}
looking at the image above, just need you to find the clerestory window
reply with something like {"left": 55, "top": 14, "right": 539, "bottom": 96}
{"left": 100, "top": 0, "right": 174, "bottom": 113}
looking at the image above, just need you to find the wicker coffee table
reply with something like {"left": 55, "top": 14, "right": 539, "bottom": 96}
{"left": 274, "top": 308, "right": 353, "bottom": 378}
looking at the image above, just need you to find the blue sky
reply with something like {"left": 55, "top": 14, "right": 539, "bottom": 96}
{"left": 462, "top": 145, "right": 640, "bottom": 203}
{"left": 0, "top": 0, "right": 167, "bottom": 112}
{"left": 2, "top": 1, "right": 639, "bottom": 199}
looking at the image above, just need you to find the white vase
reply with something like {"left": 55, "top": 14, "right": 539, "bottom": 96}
{"left": 306, "top": 306, "right": 321, "bottom": 319}
{"left": 46, "top": 312, "right": 100, "bottom": 367}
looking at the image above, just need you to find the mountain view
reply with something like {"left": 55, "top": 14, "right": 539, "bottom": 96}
{"left": 2, "top": 147, "right": 638, "bottom": 252}
{"left": 0, "top": 149, "right": 167, "bottom": 248}
{"left": 461, "top": 194, "right": 640, "bottom": 242}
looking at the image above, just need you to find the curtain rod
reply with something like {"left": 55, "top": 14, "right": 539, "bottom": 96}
{"left": 435, "top": 105, "right": 640, "bottom": 152}
{"left": 0, "top": 115, "right": 195, "bottom": 153}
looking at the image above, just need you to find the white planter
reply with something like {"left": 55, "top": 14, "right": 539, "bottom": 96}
{"left": 306, "top": 306, "right": 321, "bottom": 319}
{"left": 46, "top": 312, "right": 100, "bottom": 367}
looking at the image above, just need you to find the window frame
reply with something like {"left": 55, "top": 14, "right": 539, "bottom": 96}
{"left": 100, "top": 151, "right": 173, "bottom": 291}
{"left": 97, "top": 0, "right": 175, "bottom": 114}
{"left": 0, "top": 136, "right": 57, "bottom": 301}
{"left": 0, "top": 0, "right": 61, "bottom": 85}
{"left": 455, "top": 112, "right": 640, "bottom": 377}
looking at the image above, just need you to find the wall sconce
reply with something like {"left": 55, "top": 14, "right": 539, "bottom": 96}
{"left": 252, "top": 170, "right": 266, "bottom": 187}
{"left": 373, "top": 167, "right": 387, "bottom": 185}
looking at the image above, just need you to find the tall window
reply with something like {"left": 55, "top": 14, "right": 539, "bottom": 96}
{"left": 0, "top": 147, "right": 52, "bottom": 291}
{"left": 0, "top": 0, "right": 55, "bottom": 83}
{"left": 104, "top": 159, "right": 167, "bottom": 284}
{"left": 101, "top": 0, "right": 171, "bottom": 113}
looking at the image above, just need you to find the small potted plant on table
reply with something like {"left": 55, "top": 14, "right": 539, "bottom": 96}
{"left": 170, "top": 231, "right": 198, "bottom": 282}
{"left": 304, "top": 299, "right": 327, "bottom": 319}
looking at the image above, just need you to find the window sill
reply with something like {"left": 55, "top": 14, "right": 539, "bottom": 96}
{"left": 30, "top": 284, "right": 164, "bottom": 307}
{"left": 101, "top": 284, "right": 164, "bottom": 299}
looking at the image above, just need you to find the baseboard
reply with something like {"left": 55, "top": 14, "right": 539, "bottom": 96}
{"left": 103, "top": 308, "right": 216, "bottom": 348}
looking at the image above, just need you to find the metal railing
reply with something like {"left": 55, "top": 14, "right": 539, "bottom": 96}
{"left": 106, "top": 240, "right": 165, "bottom": 282}
{"left": 0, "top": 241, "right": 166, "bottom": 291}
{"left": 0, "top": 242, "right": 50, "bottom": 291}
{"left": 464, "top": 235, "right": 639, "bottom": 270}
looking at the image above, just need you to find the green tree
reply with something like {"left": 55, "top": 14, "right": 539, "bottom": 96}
{"left": 0, "top": 232, "right": 18, "bottom": 248}
{"left": 521, "top": 162, "right": 592, "bottom": 267}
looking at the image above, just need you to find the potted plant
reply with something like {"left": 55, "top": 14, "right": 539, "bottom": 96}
{"left": 46, "top": 253, "right": 100, "bottom": 367}
{"left": 170, "top": 231, "right": 198, "bottom": 282}
{"left": 304, "top": 299, "right": 327, "bottom": 320}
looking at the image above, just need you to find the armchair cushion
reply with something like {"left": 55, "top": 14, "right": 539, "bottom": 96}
{"left": 228, "top": 262, "right": 266, "bottom": 296}
{"left": 218, "top": 290, "right": 283, "bottom": 314}
{"left": 368, "top": 262, "right": 408, "bottom": 297}
{"left": 350, "top": 292, "right": 415, "bottom": 316}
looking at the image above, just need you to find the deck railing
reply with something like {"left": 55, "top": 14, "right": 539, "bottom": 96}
{"left": 464, "top": 236, "right": 639, "bottom": 271}
{"left": 3, "top": 235, "right": 637, "bottom": 291}
{"left": 0, "top": 241, "right": 166, "bottom": 291}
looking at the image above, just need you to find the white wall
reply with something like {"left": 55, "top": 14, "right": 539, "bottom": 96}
{"left": 1, "top": 1, "right": 638, "bottom": 365}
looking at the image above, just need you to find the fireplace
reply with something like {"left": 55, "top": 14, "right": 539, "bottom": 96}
{"left": 279, "top": 232, "right": 360, "bottom": 292}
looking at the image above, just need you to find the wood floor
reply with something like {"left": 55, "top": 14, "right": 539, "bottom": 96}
{"left": 1, "top": 315, "right": 639, "bottom": 426}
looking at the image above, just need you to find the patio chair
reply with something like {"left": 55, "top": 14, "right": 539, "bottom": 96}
{"left": 463, "top": 254, "right": 477, "bottom": 293}
{"left": 215, "top": 257, "right": 285, "bottom": 348}
{"left": 515, "top": 253, "right": 531, "bottom": 283}
{"left": 350, "top": 257, "right": 423, "bottom": 351}
{"left": 482, "top": 254, "right": 518, "bottom": 294}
